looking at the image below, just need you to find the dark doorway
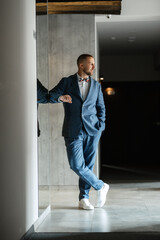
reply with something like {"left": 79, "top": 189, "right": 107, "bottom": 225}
{"left": 100, "top": 81, "right": 160, "bottom": 180}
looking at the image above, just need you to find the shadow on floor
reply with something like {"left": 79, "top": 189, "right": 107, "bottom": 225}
{"left": 29, "top": 232, "right": 160, "bottom": 240}
{"left": 29, "top": 164, "right": 160, "bottom": 240}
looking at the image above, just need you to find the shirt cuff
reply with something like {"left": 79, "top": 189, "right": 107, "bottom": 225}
{"left": 58, "top": 97, "right": 63, "bottom": 103}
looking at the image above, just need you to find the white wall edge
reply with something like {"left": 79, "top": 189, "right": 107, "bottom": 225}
{"left": 34, "top": 205, "right": 51, "bottom": 231}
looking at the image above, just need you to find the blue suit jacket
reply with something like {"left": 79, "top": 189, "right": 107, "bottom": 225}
{"left": 37, "top": 79, "right": 49, "bottom": 136}
{"left": 37, "top": 79, "right": 49, "bottom": 103}
{"left": 49, "top": 73, "right": 106, "bottom": 137}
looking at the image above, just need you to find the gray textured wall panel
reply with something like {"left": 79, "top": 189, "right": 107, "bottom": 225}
{"left": 37, "top": 14, "right": 96, "bottom": 186}
{"left": 48, "top": 14, "right": 96, "bottom": 186}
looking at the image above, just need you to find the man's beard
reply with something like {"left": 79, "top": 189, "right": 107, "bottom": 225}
{"left": 83, "top": 68, "right": 93, "bottom": 76}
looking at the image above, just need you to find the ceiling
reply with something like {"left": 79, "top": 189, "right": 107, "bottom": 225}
{"left": 96, "top": 15, "right": 160, "bottom": 55}
{"left": 36, "top": 1, "right": 160, "bottom": 55}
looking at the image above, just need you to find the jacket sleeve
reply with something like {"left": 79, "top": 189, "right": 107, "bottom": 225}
{"left": 49, "top": 78, "right": 66, "bottom": 103}
{"left": 96, "top": 84, "right": 106, "bottom": 131}
{"left": 37, "top": 79, "right": 49, "bottom": 103}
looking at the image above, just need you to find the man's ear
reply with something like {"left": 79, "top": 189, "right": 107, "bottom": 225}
{"left": 79, "top": 63, "right": 84, "bottom": 69}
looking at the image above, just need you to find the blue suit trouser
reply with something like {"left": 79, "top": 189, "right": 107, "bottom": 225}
{"left": 64, "top": 129, "right": 104, "bottom": 200}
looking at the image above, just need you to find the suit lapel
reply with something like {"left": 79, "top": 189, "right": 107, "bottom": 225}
{"left": 71, "top": 74, "right": 94, "bottom": 102}
{"left": 71, "top": 73, "right": 82, "bottom": 100}
{"left": 83, "top": 76, "right": 93, "bottom": 102}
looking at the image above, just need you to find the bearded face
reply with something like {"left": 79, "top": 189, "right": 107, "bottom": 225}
{"left": 82, "top": 57, "right": 95, "bottom": 76}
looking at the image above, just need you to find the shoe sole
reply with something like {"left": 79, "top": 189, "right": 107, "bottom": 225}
{"left": 78, "top": 204, "right": 94, "bottom": 210}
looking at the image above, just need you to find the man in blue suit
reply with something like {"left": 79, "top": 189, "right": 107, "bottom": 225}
{"left": 49, "top": 54, "right": 109, "bottom": 210}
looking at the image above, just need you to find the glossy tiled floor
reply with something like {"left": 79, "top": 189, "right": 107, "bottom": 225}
{"left": 36, "top": 166, "right": 160, "bottom": 233}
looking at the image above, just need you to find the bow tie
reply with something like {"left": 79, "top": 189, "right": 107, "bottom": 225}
{"left": 79, "top": 77, "right": 90, "bottom": 82}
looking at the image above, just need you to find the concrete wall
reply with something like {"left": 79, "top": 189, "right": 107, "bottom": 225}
{"left": 36, "top": 15, "right": 50, "bottom": 187}
{"left": 36, "top": 15, "right": 50, "bottom": 210}
{"left": 49, "top": 14, "right": 96, "bottom": 186}
{"left": 37, "top": 14, "right": 96, "bottom": 186}
{"left": 0, "top": 1, "right": 38, "bottom": 239}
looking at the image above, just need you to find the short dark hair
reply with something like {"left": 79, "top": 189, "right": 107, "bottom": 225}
{"left": 77, "top": 54, "right": 94, "bottom": 66}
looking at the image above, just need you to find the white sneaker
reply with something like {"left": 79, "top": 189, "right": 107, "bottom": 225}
{"left": 79, "top": 198, "right": 94, "bottom": 210}
{"left": 95, "top": 183, "right": 109, "bottom": 208}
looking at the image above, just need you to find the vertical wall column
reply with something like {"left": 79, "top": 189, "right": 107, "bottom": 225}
{"left": 0, "top": 1, "right": 38, "bottom": 240}
{"left": 48, "top": 14, "right": 97, "bottom": 186}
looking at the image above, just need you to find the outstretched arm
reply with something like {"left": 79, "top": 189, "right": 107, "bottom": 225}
{"left": 37, "top": 79, "right": 49, "bottom": 103}
{"left": 49, "top": 78, "right": 72, "bottom": 104}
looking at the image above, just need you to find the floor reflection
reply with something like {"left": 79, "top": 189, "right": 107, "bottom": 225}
{"left": 36, "top": 166, "right": 160, "bottom": 232}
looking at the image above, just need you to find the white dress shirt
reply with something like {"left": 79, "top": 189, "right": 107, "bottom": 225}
{"left": 77, "top": 73, "right": 90, "bottom": 101}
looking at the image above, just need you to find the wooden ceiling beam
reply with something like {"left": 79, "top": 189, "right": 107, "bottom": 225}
{"left": 36, "top": 3, "right": 47, "bottom": 15}
{"left": 36, "top": 1, "right": 122, "bottom": 15}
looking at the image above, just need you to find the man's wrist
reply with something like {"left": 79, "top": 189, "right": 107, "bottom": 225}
{"left": 58, "top": 96, "right": 63, "bottom": 102}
